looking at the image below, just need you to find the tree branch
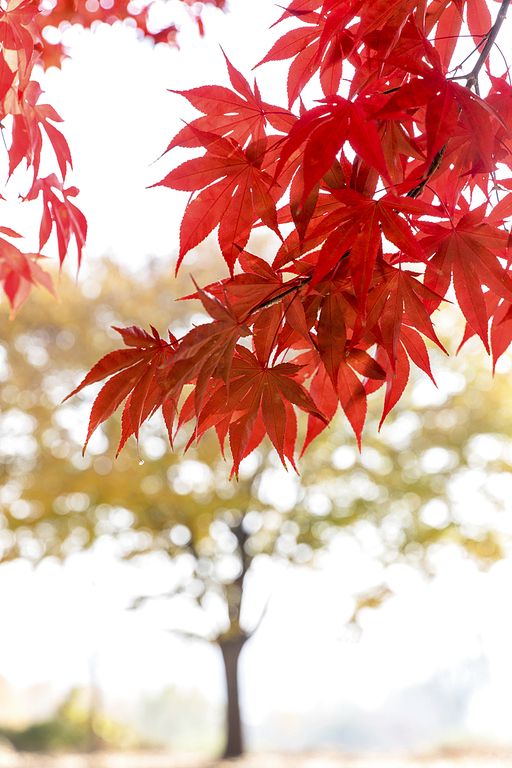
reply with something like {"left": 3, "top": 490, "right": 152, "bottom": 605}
{"left": 407, "top": 146, "right": 446, "bottom": 199}
{"left": 465, "top": 0, "right": 512, "bottom": 91}
{"left": 246, "top": 597, "right": 270, "bottom": 640}
{"left": 126, "top": 583, "right": 188, "bottom": 610}
{"left": 166, "top": 628, "right": 214, "bottom": 644}
{"left": 409, "top": 0, "right": 511, "bottom": 199}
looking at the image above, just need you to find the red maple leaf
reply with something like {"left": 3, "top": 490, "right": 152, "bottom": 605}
{"left": 0, "top": 0, "right": 39, "bottom": 79}
{"left": 420, "top": 208, "right": 512, "bottom": 351}
{"left": 194, "top": 347, "right": 326, "bottom": 474}
{"left": 0, "top": 231, "right": 57, "bottom": 316}
{"left": 26, "top": 175, "right": 87, "bottom": 266}
{"left": 274, "top": 96, "right": 392, "bottom": 208}
{"left": 166, "top": 53, "right": 295, "bottom": 152}
{"left": 9, "top": 81, "right": 72, "bottom": 181}
{"left": 68, "top": 0, "right": 512, "bottom": 474}
{"left": 159, "top": 281, "right": 252, "bottom": 417}
{"left": 64, "top": 326, "right": 175, "bottom": 454}
{"left": 157, "top": 127, "right": 282, "bottom": 273}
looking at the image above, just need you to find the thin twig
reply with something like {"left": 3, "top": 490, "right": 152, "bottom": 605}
{"left": 166, "top": 628, "right": 214, "bottom": 643}
{"left": 247, "top": 275, "right": 311, "bottom": 314}
{"left": 0, "top": 123, "right": 8, "bottom": 154}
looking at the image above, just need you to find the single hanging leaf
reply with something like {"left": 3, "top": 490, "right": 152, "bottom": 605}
{"left": 300, "top": 361, "right": 338, "bottom": 456}
{"left": 336, "top": 359, "right": 367, "bottom": 447}
{"left": 166, "top": 54, "right": 295, "bottom": 152}
{"left": 378, "top": 342, "right": 411, "bottom": 430}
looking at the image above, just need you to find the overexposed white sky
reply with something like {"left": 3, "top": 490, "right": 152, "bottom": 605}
{"left": 38, "top": 0, "right": 288, "bottom": 267}
{"left": 1, "top": 0, "right": 512, "bottom": 749}
{"left": 2, "top": 531, "right": 512, "bottom": 742}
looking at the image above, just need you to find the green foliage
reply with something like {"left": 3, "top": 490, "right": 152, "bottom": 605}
{"left": 0, "top": 687, "right": 143, "bottom": 753}
{"left": 0, "top": 718, "right": 87, "bottom": 753}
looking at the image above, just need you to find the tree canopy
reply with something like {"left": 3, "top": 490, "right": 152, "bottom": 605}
{"left": 1, "top": 0, "right": 512, "bottom": 470}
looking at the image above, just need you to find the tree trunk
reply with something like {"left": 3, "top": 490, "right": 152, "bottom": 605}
{"left": 218, "top": 634, "right": 247, "bottom": 758}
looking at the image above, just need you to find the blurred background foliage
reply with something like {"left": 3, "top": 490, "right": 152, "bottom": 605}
{"left": 0, "top": 674, "right": 224, "bottom": 754}
{"left": 0, "top": 685, "right": 141, "bottom": 752}
{"left": 0, "top": 246, "right": 511, "bottom": 751}
{"left": 0, "top": 251, "right": 507, "bottom": 575}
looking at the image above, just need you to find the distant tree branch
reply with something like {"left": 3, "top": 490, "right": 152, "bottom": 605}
{"left": 167, "top": 628, "right": 214, "bottom": 644}
{"left": 246, "top": 597, "right": 270, "bottom": 640}
{"left": 126, "top": 585, "right": 187, "bottom": 610}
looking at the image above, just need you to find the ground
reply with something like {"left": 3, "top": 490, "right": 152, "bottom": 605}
{"left": 1, "top": 750, "right": 512, "bottom": 768}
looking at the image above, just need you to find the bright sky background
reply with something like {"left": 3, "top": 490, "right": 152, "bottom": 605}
{"left": 0, "top": 0, "right": 512, "bottom": 750}
{"left": 38, "top": 0, "right": 289, "bottom": 267}
{"left": 2, "top": 532, "right": 512, "bottom": 742}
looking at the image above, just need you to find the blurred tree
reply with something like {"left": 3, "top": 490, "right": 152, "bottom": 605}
{"left": 0, "top": 257, "right": 508, "bottom": 757}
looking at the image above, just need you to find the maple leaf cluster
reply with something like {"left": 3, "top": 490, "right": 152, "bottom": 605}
{"left": 0, "top": 0, "right": 225, "bottom": 315}
{"left": 72, "top": 0, "right": 512, "bottom": 474}
{"left": 0, "top": 0, "right": 87, "bottom": 314}
{"left": 36, "top": 0, "right": 227, "bottom": 69}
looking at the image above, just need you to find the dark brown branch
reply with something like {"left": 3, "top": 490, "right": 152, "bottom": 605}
{"left": 408, "top": 0, "right": 511, "bottom": 199}
{"left": 253, "top": 282, "right": 304, "bottom": 311}
{"left": 465, "top": 0, "right": 512, "bottom": 91}
{"left": 407, "top": 146, "right": 447, "bottom": 199}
